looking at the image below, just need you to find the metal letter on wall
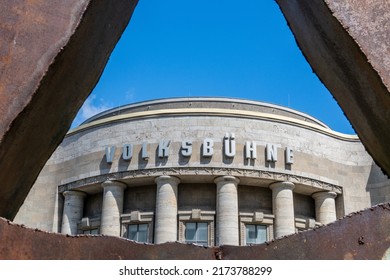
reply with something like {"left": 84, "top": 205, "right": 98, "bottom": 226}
{"left": 203, "top": 139, "right": 214, "bottom": 157}
{"left": 122, "top": 144, "right": 133, "bottom": 161}
{"left": 142, "top": 142, "right": 149, "bottom": 160}
{"left": 224, "top": 133, "right": 236, "bottom": 158}
{"left": 158, "top": 140, "right": 170, "bottom": 158}
{"left": 266, "top": 143, "right": 278, "bottom": 162}
{"left": 285, "top": 147, "right": 294, "bottom": 164}
{"left": 105, "top": 146, "right": 116, "bottom": 164}
{"left": 181, "top": 140, "right": 192, "bottom": 157}
{"left": 245, "top": 141, "right": 257, "bottom": 159}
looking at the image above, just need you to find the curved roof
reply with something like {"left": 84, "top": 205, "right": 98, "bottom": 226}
{"left": 82, "top": 97, "right": 330, "bottom": 128}
{"left": 70, "top": 97, "right": 358, "bottom": 141}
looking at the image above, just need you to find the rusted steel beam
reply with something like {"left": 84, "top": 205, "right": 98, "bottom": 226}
{"left": 275, "top": 0, "right": 390, "bottom": 176}
{"left": 0, "top": 203, "right": 389, "bottom": 259}
{"left": 0, "top": 0, "right": 138, "bottom": 219}
{"left": 223, "top": 203, "right": 390, "bottom": 260}
{"left": 0, "top": 218, "right": 217, "bottom": 260}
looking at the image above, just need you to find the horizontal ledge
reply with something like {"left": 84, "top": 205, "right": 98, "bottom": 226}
{"left": 58, "top": 167, "right": 343, "bottom": 195}
{"left": 68, "top": 108, "right": 359, "bottom": 141}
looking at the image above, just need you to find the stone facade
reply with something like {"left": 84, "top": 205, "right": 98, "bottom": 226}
{"left": 14, "top": 97, "right": 390, "bottom": 246}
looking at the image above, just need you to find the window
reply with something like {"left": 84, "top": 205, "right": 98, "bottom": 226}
{"left": 246, "top": 224, "right": 267, "bottom": 245}
{"left": 185, "top": 222, "right": 208, "bottom": 246}
{"left": 82, "top": 228, "right": 99, "bottom": 235}
{"left": 239, "top": 212, "right": 274, "bottom": 245}
{"left": 178, "top": 210, "right": 215, "bottom": 246}
{"left": 77, "top": 217, "right": 100, "bottom": 235}
{"left": 127, "top": 224, "right": 149, "bottom": 243}
{"left": 121, "top": 211, "right": 154, "bottom": 243}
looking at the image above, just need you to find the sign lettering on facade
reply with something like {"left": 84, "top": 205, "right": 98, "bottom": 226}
{"left": 142, "top": 142, "right": 149, "bottom": 160}
{"left": 245, "top": 141, "right": 257, "bottom": 159}
{"left": 203, "top": 138, "right": 214, "bottom": 157}
{"left": 105, "top": 133, "right": 295, "bottom": 166}
{"left": 181, "top": 140, "right": 192, "bottom": 157}
{"left": 122, "top": 144, "right": 133, "bottom": 160}
{"left": 224, "top": 133, "right": 236, "bottom": 158}
{"left": 158, "top": 140, "right": 170, "bottom": 158}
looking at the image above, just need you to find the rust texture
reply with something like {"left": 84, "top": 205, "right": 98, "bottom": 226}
{"left": 275, "top": 0, "right": 390, "bottom": 176}
{"left": 0, "top": 218, "right": 217, "bottom": 260}
{"left": 222, "top": 203, "right": 390, "bottom": 260}
{"left": 1, "top": 0, "right": 390, "bottom": 260}
{"left": 0, "top": 0, "right": 138, "bottom": 220}
{"left": 0, "top": 203, "right": 389, "bottom": 259}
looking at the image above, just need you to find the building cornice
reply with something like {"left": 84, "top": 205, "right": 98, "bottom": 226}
{"left": 68, "top": 108, "right": 359, "bottom": 141}
{"left": 58, "top": 166, "right": 343, "bottom": 195}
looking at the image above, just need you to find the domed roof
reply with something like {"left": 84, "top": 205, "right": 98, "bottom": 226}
{"left": 82, "top": 97, "right": 330, "bottom": 129}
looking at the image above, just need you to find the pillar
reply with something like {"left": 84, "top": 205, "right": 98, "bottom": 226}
{"left": 269, "top": 181, "right": 295, "bottom": 238}
{"left": 154, "top": 175, "right": 180, "bottom": 244}
{"left": 100, "top": 180, "right": 127, "bottom": 236}
{"left": 312, "top": 191, "right": 337, "bottom": 224}
{"left": 61, "top": 190, "right": 86, "bottom": 235}
{"left": 215, "top": 175, "right": 240, "bottom": 246}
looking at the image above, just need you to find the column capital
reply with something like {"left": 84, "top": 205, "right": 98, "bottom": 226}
{"left": 154, "top": 175, "right": 180, "bottom": 185}
{"left": 312, "top": 191, "right": 337, "bottom": 200}
{"left": 269, "top": 181, "right": 295, "bottom": 192}
{"left": 214, "top": 175, "right": 240, "bottom": 185}
{"left": 101, "top": 180, "right": 127, "bottom": 190}
{"left": 63, "top": 190, "right": 86, "bottom": 198}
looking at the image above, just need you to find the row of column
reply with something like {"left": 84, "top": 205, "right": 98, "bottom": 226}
{"left": 270, "top": 182, "right": 337, "bottom": 237}
{"left": 61, "top": 176, "right": 337, "bottom": 245}
{"left": 61, "top": 180, "right": 126, "bottom": 236}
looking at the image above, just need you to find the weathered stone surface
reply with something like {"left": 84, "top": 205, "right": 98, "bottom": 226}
{"left": 0, "top": 0, "right": 138, "bottom": 219}
{"left": 275, "top": 0, "right": 390, "bottom": 176}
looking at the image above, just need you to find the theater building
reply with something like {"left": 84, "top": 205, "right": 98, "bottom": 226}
{"left": 14, "top": 97, "right": 390, "bottom": 246}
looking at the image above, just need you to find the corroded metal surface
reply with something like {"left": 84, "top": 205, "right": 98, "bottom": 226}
{"left": 275, "top": 0, "right": 390, "bottom": 176}
{"left": 0, "top": 218, "right": 217, "bottom": 260}
{"left": 1, "top": 204, "right": 389, "bottom": 259}
{"left": 0, "top": 0, "right": 138, "bottom": 219}
{"left": 223, "top": 203, "right": 390, "bottom": 259}
{"left": 1, "top": 0, "right": 390, "bottom": 260}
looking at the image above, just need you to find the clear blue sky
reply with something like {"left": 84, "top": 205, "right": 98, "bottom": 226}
{"left": 72, "top": 0, "right": 355, "bottom": 134}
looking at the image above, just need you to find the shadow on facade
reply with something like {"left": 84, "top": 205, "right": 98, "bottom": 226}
{"left": 366, "top": 162, "right": 390, "bottom": 206}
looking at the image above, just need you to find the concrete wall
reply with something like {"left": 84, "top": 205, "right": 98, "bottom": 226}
{"left": 238, "top": 185, "right": 272, "bottom": 213}
{"left": 178, "top": 184, "right": 216, "bottom": 211}
{"left": 124, "top": 185, "right": 156, "bottom": 213}
{"left": 84, "top": 194, "right": 102, "bottom": 218}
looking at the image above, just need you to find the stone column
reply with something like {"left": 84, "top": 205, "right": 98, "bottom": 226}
{"left": 269, "top": 181, "right": 295, "bottom": 238}
{"left": 215, "top": 175, "right": 240, "bottom": 246}
{"left": 100, "top": 180, "right": 127, "bottom": 236}
{"left": 312, "top": 191, "right": 337, "bottom": 224}
{"left": 154, "top": 175, "right": 180, "bottom": 244}
{"left": 61, "top": 190, "right": 86, "bottom": 235}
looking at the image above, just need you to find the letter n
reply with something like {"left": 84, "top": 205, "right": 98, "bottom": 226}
{"left": 266, "top": 144, "right": 278, "bottom": 162}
